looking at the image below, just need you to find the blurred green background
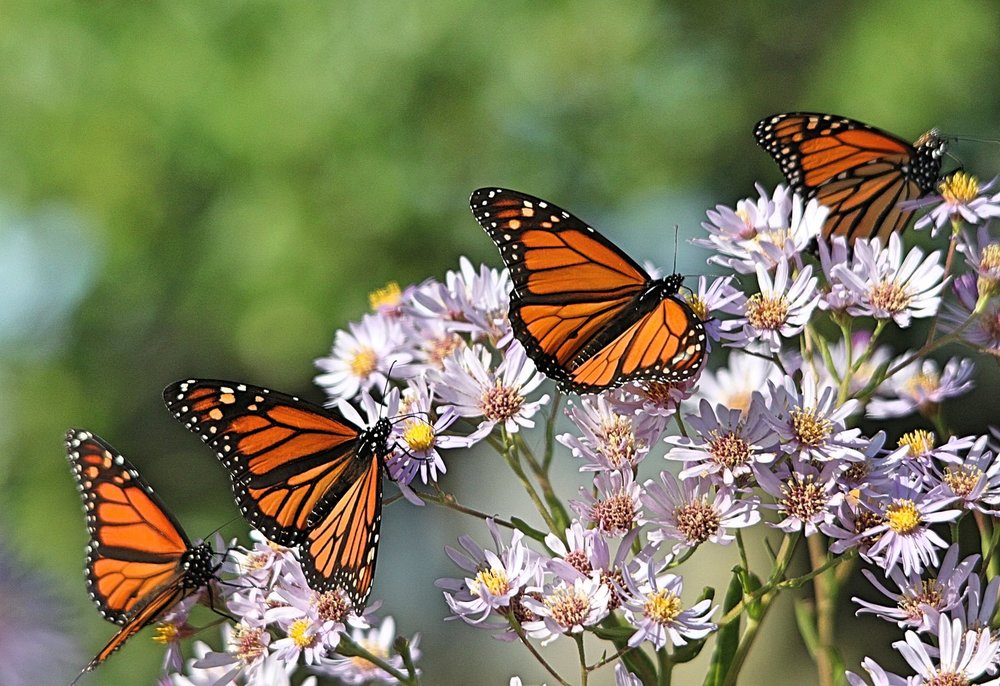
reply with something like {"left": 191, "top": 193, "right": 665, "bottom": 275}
{"left": 3, "top": 1, "right": 999, "bottom": 684}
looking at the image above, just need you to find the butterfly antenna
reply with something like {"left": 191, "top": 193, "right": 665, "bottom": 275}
{"left": 943, "top": 133, "right": 1000, "bottom": 145}
{"left": 672, "top": 225, "right": 680, "bottom": 275}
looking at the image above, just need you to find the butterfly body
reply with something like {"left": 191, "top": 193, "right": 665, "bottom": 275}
{"left": 471, "top": 187, "right": 706, "bottom": 394}
{"left": 65, "top": 429, "right": 218, "bottom": 680}
{"left": 164, "top": 379, "right": 391, "bottom": 610}
{"left": 754, "top": 112, "right": 946, "bottom": 243}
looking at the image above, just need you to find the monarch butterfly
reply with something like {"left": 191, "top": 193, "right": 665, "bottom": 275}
{"left": 754, "top": 112, "right": 947, "bottom": 243}
{"left": 163, "top": 379, "right": 392, "bottom": 610}
{"left": 470, "top": 187, "right": 707, "bottom": 394}
{"left": 65, "top": 428, "right": 219, "bottom": 683}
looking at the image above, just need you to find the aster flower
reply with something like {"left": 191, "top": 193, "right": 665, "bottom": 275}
{"left": 940, "top": 571, "right": 1000, "bottom": 632}
{"left": 571, "top": 469, "right": 643, "bottom": 537}
{"left": 615, "top": 662, "right": 642, "bottom": 686}
{"left": 940, "top": 273, "right": 1000, "bottom": 352}
{"left": 407, "top": 257, "right": 511, "bottom": 344}
{"left": 641, "top": 471, "right": 760, "bottom": 553}
{"left": 691, "top": 350, "right": 785, "bottom": 413}
{"left": 959, "top": 223, "right": 1000, "bottom": 299}
{"left": 312, "top": 616, "right": 419, "bottom": 685}
{"left": 722, "top": 259, "right": 819, "bottom": 353}
{"left": 521, "top": 572, "right": 611, "bottom": 646}
{"left": 264, "top": 578, "right": 357, "bottom": 666}
{"left": 866, "top": 354, "right": 974, "bottom": 419}
{"left": 754, "top": 460, "right": 845, "bottom": 536}
{"left": 366, "top": 280, "right": 414, "bottom": 318}
{"left": 665, "top": 397, "right": 778, "bottom": 485}
{"left": 543, "top": 520, "right": 633, "bottom": 611}
{"left": 832, "top": 234, "right": 946, "bottom": 328}
{"left": 929, "top": 435, "right": 1000, "bottom": 514}
{"left": 176, "top": 622, "right": 271, "bottom": 685}
{"left": 894, "top": 616, "right": 1000, "bottom": 685}
{"left": 911, "top": 172, "right": 1000, "bottom": 235}
{"left": 557, "top": 393, "right": 666, "bottom": 472}
{"left": 845, "top": 658, "right": 907, "bottom": 686}
{"left": 385, "top": 378, "right": 479, "bottom": 487}
{"left": 862, "top": 480, "right": 960, "bottom": 576}
{"left": 818, "top": 236, "right": 861, "bottom": 312}
{"left": 437, "top": 519, "right": 543, "bottom": 631}
{"left": 683, "top": 274, "right": 746, "bottom": 344}
{"left": 852, "top": 544, "right": 976, "bottom": 632}
{"left": 764, "top": 376, "right": 864, "bottom": 463}
{"left": 615, "top": 378, "right": 699, "bottom": 419}
{"left": 315, "top": 312, "right": 415, "bottom": 401}
{"left": 434, "top": 342, "right": 549, "bottom": 435}
{"left": 697, "top": 183, "right": 825, "bottom": 273}
{"left": 618, "top": 557, "right": 717, "bottom": 650}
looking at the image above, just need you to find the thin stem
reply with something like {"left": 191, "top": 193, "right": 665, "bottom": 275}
{"left": 501, "top": 428, "right": 560, "bottom": 533}
{"left": 807, "top": 535, "right": 836, "bottom": 686}
{"left": 586, "top": 645, "right": 632, "bottom": 672}
{"left": 337, "top": 634, "right": 415, "bottom": 685}
{"left": 418, "top": 487, "right": 517, "bottom": 529}
{"left": 508, "top": 616, "right": 572, "bottom": 686}
{"left": 924, "top": 231, "right": 960, "bottom": 344}
{"left": 543, "top": 391, "right": 562, "bottom": 471}
{"left": 575, "top": 634, "right": 588, "bottom": 686}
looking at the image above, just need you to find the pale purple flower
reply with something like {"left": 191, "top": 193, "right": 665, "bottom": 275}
{"left": 941, "top": 572, "right": 1000, "bottom": 632}
{"left": 929, "top": 435, "right": 1000, "bottom": 514}
{"left": 438, "top": 519, "right": 543, "bottom": 630}
{"left": 614, "top": 378, "right": 699, "bottom": 419}
{"left": 852, "top": 544, "right": 976, "bottom": 632}
{"left": 867, "top": 354, "right": 974, "bottom": 419}
{"left": 264, "top": 578, "right": 356, "bottom": 666}
{"left": 959, "top": 223, "right": 1000, "bottom": 296}
{"left": 407, "top": 257, "right": 511, "bottom": 344}
{"left": 818, "top": 236, "right": 861, "bottom": 311}
{"left": 618, "top": 557, "right": 717, "bottom": 649}
{"left": 754, "top": 460, "right": 845, "bottom": 536}
{"left": 179, "top": 622, "right": 271, "bottom": 686}
{"left": 315, "top": 312, "right": 415, "bottom": 401}
{"left": 911, "top": 172, "right": 1000, "bottom": 235}
{"left": 685, "top": 274, "right": 746, "bottom": 343}
{"left": 863, "top": 481, "right": 960, "bottom": 576}
{"left": 764, "top": 376, "right": 864, "bottom": 463}
{"left": 895, "top": 616, "right": 1000, "bottom": 685}
{"left": 722, "top": 259, "right": 819, "bottom": 352}
{"left": 845, "top": 658, "right": 907, "bottom": 686}
{"left": 434, "top": 342, "right": 549, "bottom": 435}
{"left": 615, "top": 662, "right": 642, "bottom": 686}
{"left": 641, "top": 471, "right": 760, "bottom": 553}
{"left": 665, "top": 397, "right": 778, "bottom": 485}
{"left": 691, "top": 350, "right": 784, "bottom": 413}
{"left": 698, "top": 183, "right": 825, "bottom": 273}
{"left": 313, "top": 616, "right": 419, "bottom": 685}
{"left": 572, "top": 469, "right": 643, "bottom": 536}
{"left": 385, "top": 378, "right": 478, "bottom": 486}
{"left": 557, "top": 393, "right": 666, "bottom": 472}
{"left": 941, "top": 273, "right": 1000, "bottom": 352}
{"left": 522, "top": 572, "right": 611, "bottom": 646}
{"left": 833, "top": 234, "right": 946, "bottom": 328}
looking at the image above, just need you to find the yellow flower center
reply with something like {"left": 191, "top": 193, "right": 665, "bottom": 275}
{"left": 685, "top": 293, "right": 708, "bottom": 321}
{"left": 903, "top": 371, "right": 940, "bottom": 399}
{"left": 944, "top": 465, "right": 983, "bottom": 497}
{"left": 403, "top": 420, "right": 435, "bottom": 451}
{"left": 471, "top": 568, "right": 510, "bottom": 597}
{"left": 153, "top": 623, "right": 179, "bottom": 644}
{"left": 885, "top": 499, "right": 921, "bottom": 534}
{"left": 868, "top": 280, "right": 911, "bottom": 314}
{"left": 939, "top": 171, "right": 980, "bottom": 204}
{"left": 745, "top": 293, "right": 789, "bottom": 330}
{"left": 288, "top": 618, "right": 316, "bottom": 648}
{"left": 350, "top": 347, "right": 378, "bottom": 378}
{"left": 644, "top": 589, "right": 683, "bottom": 626}
{"left": 898, "top": 430, "right": 936, "bottom": 458}
{"left": 790, "top": 407, "right": 832, "bottom": 447}
{"left": 369, "top": 281, "right": 402, "bottom": 310}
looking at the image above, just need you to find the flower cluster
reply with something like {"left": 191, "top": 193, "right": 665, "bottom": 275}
{"left": 139, "top": 167, "right": 1000, "bottom": 685}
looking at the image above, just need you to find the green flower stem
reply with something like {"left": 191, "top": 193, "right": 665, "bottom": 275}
{"left": 337, "top": 633, "right": 418, "bottom": 685}
{"left": 499, "top": 428, "right": 560, "bottom": 533}
{"left": 515, "top": 433, "right": 571, "bottom": 531}
{"left": 575, "top": 633, "right": 588, "bottom": 686}
{"left": 924, "top": 228, "right": 962, "bottom": 345}
{"left": 657, "top": 646, "right": 673, "bottom": 686}
{"left": 508, "top": 615, "right": 572, "bottom": 686}
{"left": 417, "top": 486, "right": 517, "bottom": 529}
{"left": 543, "top": 391, "right": 563, "bottom": 471}
{"left": 806, "top": 535, "right": 838, "bottom": 686}
{"left": 720, "top": 533, "right": 800, "bottom": 686}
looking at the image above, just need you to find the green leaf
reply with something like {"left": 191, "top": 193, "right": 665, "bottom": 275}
{"left": 509, "top": 517, "right": 548, "bottom": 543}
{"left": 703, "top": 571, "right": 744, "bottom": 686}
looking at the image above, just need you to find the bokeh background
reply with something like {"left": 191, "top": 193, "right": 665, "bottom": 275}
{"left": 3, "top": 1, "right": 1000, "bottom": 684}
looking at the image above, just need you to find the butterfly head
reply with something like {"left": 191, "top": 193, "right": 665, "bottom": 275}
{"left": 181, "top": 542, "right": 217, "bottom": 589}
{"left": 362, "top": 417, "right": 393, "bottom": 462}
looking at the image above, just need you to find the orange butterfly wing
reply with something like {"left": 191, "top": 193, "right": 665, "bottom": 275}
{"left": 754, "top": 112, "right": 945, "bottom": 243}
{"left": 471, "top": 187, "right": 706, "bottom": 393}
{"left": 65, "top": 429, "right": 214, "bottom": 677}
{"left": 163, "top": 380, "right": 369, "bottom": 546}
{"left": 300, "top": 455, "right": 383, "bottom": 611}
